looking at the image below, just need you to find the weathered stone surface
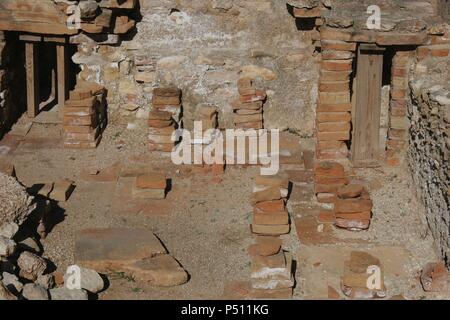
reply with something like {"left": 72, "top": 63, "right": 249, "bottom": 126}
{"left": 251, "top": 224, "right": 290, "bottom": 236}
{"left": 0, "top": 222, "right": 18, "bottom": 239}
{"left": 64, "top": 267, "right": 104, "bottom": 294}
{"left": 124, "top": 255, "right": 189, "bottom": 287}
{"left": 22, "top": 283, "right": 49, "bottom": 300}
{"left": 420, "top": 262, "right": 450, "bottom": 292}
{"left": 0, "top": 236, "right": 15, "bottom": 257}
{"left": 75, "top": 228, "right": 167, "bottom": 271}
{"left": 17, "top": 252, "right": 47, "bottom": 280}
{"left": 0, "top": 282, "right": 16, "bottom": 300}
{"left": 36, "top": 274, "right": 55, "bottom": 290}
{"left": 0, "top": 173, "right": 35, "bottom": 231}
{"left": 1, "top": 272, "right": 23, "bottom": 295}
{"left": 18, "top": 237, "right": 42, "bottom": 254}
{"left": 49, "top": 287, "right": 89, "bottom": 300}
{"left": 50, "top": 180, "right": 75, "bottom": 202}
{"left": 69, "top": 1, "right": 318, "bottom": 134}
{"left": 79, "top": 0, "right": 99, "bottom": 19}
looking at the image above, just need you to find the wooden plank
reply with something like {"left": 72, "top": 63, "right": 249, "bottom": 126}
{"left": 19, "top": 34, "right": 42, "bottom": 42}
{"left": 25, "top": 42, "right": 40, "bottom": 118}
{"left": 351, "top": 47, "right": 384, "bottom": 167}
{"left": 56, "top": 44, "right": 68, "bottom": 116}
{"left": 0, "top": 21, "right": 78, "bottom": 35}
{"left": 360, "top": 43, "right": 385, "bottom": 52}
{"left": 43, "top": 36, "right": 68, "bottom": 43}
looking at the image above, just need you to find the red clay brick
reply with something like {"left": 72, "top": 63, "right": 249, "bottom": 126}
{"left": 321, "top": 60, "right": 353, "bottom": 72}
{"left": 148, "top": 119, "right": 173, "bottom": 128}
{"left": 315, "top": 183, "right": 344, "bottom": 194}
{"left": 314, "top": 161, "right": 345, "bottom": 177}
{"left": 317, "top": 103, "right": 352, "bottom": 112}
{"left": 321, "top": 40, "right": 357, "bottom": 52}
{"left": 335, "top": 199, "right": 373, "bottom": 213}
{"left": 317, "top": 121, "right": 351, "bottom": 132}
{"left": 319, "top": 81, "right": 350, "bottom": 92}
{"left": 317, "top": 112, "right": 351, "bottom": 123}
{"left": 337, "top": 184, "right": 364, "bottom": 199}
{"left": 317, "top": 193, "right": 337, "bottom": 203}
{"left": 391, "top": 67, "right": 407, "bottom": 77}
{"left": 317, "top": 131, "right": 350, "bottom": 141}
{"left": 391, "top": 89, "right": 407, "bottom": 100}
{"left": 335, "top": 211, "right": 372, "bottom": 220}
{"left": 254, "top": 200, "right": 285, "bottom": 213}
{"left": 136, "top": 174, "right": 167, "bottom": 189}
{"left": 431, "top": 48, "right": 450, "bottom": 57}
{"left": 315, "top": 175, "right": 349, "bottom": 185}
{"left": 239, "top": 90, "right": 267, "bottom": 103}
{"left": 320, "top": 70, "right": 352, "bottom": 82}
{"left": 317, "top": 140, "right": 346, "bottom": 150}
{"left": 318, "top": 211, "right": 336, "bottom": 223}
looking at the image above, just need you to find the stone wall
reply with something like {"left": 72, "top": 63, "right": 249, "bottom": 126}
{"left": 409, "top": 52, "right": 450, "bottom": 263}
{"left": 74, "top": 0, "right": 318, "bottom": 134}
{"left": 0, "top": 32, "right": 25, "bottom": 139}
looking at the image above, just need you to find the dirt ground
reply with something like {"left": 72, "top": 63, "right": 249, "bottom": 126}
{"left": 0, "top": 112, "right": 446, "bottom": 300}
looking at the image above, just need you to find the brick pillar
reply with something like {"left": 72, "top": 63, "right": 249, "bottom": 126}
{"left": 386, "top": 50, "right": 414, "bottom": 166}
{"left": 316, "top": 29, "right": 356, "bottom": 161}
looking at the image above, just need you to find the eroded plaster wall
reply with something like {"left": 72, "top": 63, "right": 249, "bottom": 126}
{"left": 74, "top": 0, "right": 318, "bottom": 134}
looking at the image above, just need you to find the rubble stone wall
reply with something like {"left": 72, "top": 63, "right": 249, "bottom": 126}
{"left": 75, "top": 0, "right": 318, "bottom": 133}
{"left": 408, "top": 54, "right": 450, "bottom": 263}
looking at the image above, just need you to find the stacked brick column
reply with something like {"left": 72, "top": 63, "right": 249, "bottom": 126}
{"left": 316, "top": 32, "right": 355, "bottom": 160}
{"left": 315, "top": 161, "right": 374, "bottom": 231}
{"left": 148, "top": 87, "right": 182, "bottom": 152}
{"left": 335, "top": 184, "right": 373, "bottom": 231}
{"left": 386, "top": 51, "right": 414, "bottom": 166}
{"left": 251, "top": 174, "right": 291, "bottom": 236}
{"left": 62, "top": 81, "right": 106, "bottom": 149}
{"left": 190, "top": 105, "right": 225, "bottom": 179}
{"left": 233, "top": 78, "right": 266, "bottom": 130}
{"left": 314, "top": 161, "right": 348, "bottom": 204}
{"left": 248, "top": 173, "right": 294, "bottom": 299}
{"left": 148, "top": 110, "right": 178, "bottom": 152}
{"left": 152, "top": 87, "right": 182, "bottom": 128}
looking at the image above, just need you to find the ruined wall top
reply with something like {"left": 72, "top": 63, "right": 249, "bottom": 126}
{"left": 288, "top": 0, "right": 449, "bottom": 41}
{"left": 0, "top": 0, "right": 136, "bottom": 36}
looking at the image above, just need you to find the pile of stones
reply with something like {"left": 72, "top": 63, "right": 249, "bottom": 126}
{"left": 0, "top": 172, "right": 104, "bottom": 300}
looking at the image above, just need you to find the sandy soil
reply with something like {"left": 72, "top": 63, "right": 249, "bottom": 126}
{"left": 1, "top": 114, "right": 445, "bottom": 300}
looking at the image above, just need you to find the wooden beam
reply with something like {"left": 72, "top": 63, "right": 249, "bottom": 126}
{"left": 56, "top": 44, "right": 68, "bottom": 115}
{"left": 25, "top": 42, "right": 40, "bottom": 118}
{"left": 360, "top": 43, "right": 386, "bottom": 52}
{"left": 43, "top": 36, "right": 68, "bottom": 44}
{"left": 19, "top": 34, "right": 42, "bottom": 42}
{"left": 351, "top": 47, "right": 384, "bottom": 167}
